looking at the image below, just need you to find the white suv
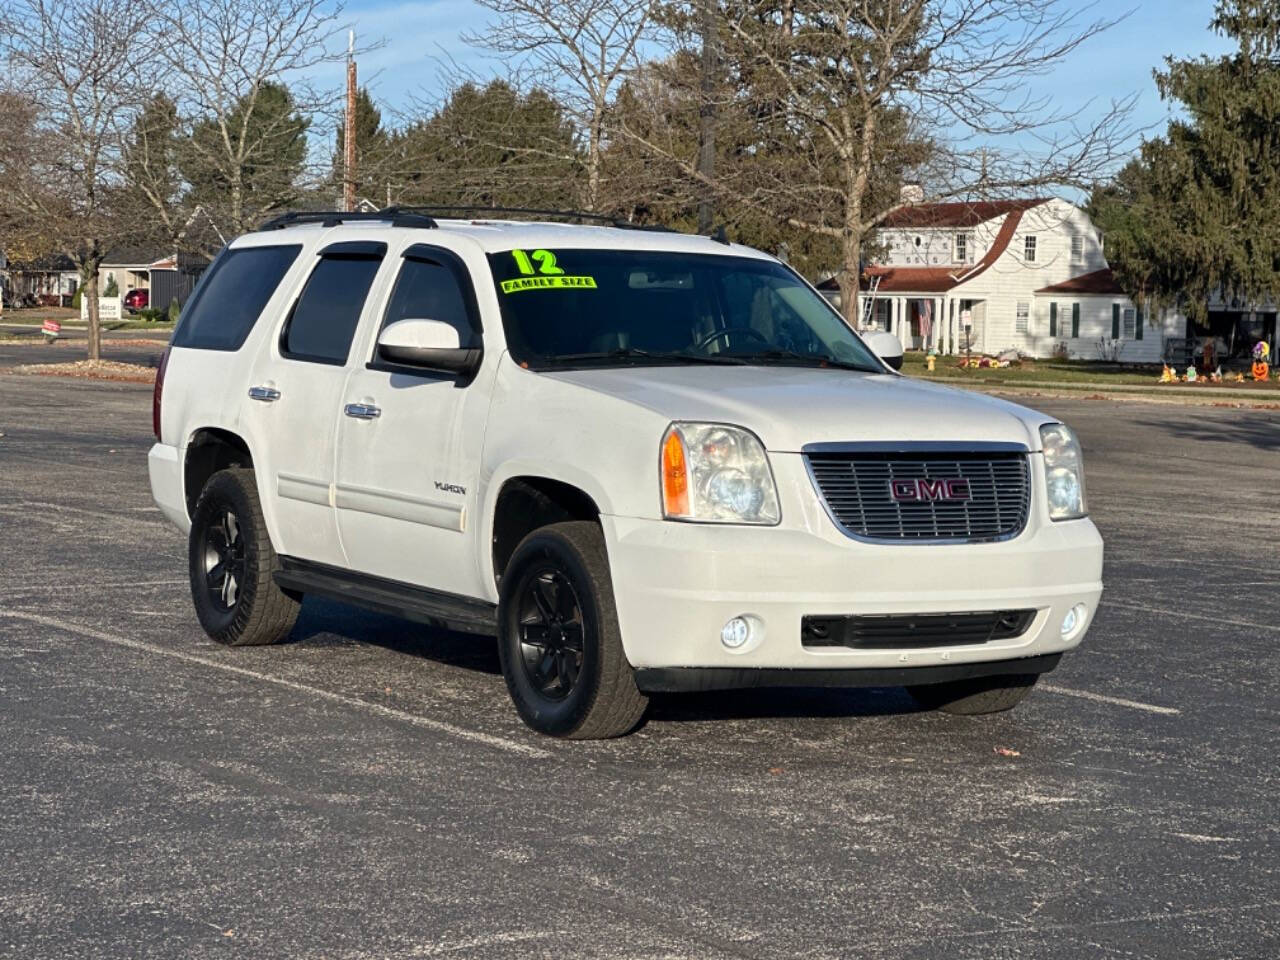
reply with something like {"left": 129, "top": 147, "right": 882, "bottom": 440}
{"left": 149, "top": 209, "right": 1103, "bottom": 739}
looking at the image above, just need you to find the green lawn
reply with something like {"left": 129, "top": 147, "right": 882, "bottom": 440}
{"left": 902, "top": 352, "right": 1169, "bottom": 386}
{"left": 0, "top": 314, "right": 174, "bottom": 332}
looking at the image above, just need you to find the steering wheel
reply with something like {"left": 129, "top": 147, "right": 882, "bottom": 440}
{"left": 695, "top": 327, "right": 771, "bottom": 352}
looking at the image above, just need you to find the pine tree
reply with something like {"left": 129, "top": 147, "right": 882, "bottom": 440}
{"left": 1091, "top": 1, "right": 1280, "bottom": 320}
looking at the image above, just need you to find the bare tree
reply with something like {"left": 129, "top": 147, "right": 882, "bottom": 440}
{"left": 0, "top": 0, "right": 147, "bottom": 361}
{"left": 625, "top": 0, "right": 1138, "bottom": 323}
{"left": 141, "top": 0, "right": 351, "bottom": 237}
{"left": 465, "top": 0, "right": 654, "bottom": 211}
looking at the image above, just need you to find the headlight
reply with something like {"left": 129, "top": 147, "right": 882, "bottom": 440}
{"left": 661, "top": 423, "right": 780, "bottom": 524}
{"left": 1039, "top": 422, "right": 1087, "bottom": 520}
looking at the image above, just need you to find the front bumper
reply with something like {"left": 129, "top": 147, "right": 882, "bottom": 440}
{"left": 601, "top": 453, "right": 1103, "bottom": 675}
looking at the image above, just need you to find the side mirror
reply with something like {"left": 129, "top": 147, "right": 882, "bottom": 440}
{"left": 376, "top": 318, "right": 480, "bottom": 375}
{"left": 863, "top": 330, "right": 904, "bottom": 371}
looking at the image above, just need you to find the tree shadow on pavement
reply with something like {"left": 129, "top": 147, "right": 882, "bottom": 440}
{"left": 1134, "top": 412, "right": 1280, "bottom": 451}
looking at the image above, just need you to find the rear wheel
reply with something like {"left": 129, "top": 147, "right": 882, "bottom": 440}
{"left": 907, "top": 673, "right": 1039, "bottom": 715}
{"left": 189, "top": 468, "right": 300, "bottom": 646}
{"left": 497, "top": 522, "right": 647, "bottom": 738}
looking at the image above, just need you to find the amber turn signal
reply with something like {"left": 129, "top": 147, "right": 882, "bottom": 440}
{"left": 661, "top": 428, "right": 690, "bottom": 517}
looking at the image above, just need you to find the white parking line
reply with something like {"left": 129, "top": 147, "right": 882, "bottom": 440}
{"left": 0, "top": 610, "right": 552, "bottom": 759}
{"left": 1040, "top": 684, "right": 1180, "bottom": 716}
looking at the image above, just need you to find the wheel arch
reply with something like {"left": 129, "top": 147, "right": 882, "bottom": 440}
{"left": 487, "top": 473, "right": 605, "bottom": 590}
{"left": 183, "top": 427, "right": 255, "bottom": 517}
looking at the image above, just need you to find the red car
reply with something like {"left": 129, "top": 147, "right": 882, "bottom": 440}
{"left": 123, "top": 288, "right": 149, "bottom": 312}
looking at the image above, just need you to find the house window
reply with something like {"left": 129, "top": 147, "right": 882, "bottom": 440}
{"left": 1024, "top": 236, "right": 1037, "bottom": 262}
{"left": 1015, "top": 301, "right": 1029, "bottom": 334}
{"left": 954, "top": 233, "right": 968, "bottom": 263}
{"left": 1122, "top": 307, "right": 1136, "bottom": 338}
{"left": 1071, "top": 236, "right": 1083, "bottom": 263}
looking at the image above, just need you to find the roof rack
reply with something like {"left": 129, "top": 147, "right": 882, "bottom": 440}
{"left": 384, "top": 205, "right": 679, "bottom": 233}
{"left": 258, "top": 210, "right": 439, "bottom": 231}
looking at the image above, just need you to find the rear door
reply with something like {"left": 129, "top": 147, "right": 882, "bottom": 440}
{"left": 245, "top": 239, "right": 389, "bottom": 568}
{"left": 333, "top": 241, "right": 492, "bottom": 598}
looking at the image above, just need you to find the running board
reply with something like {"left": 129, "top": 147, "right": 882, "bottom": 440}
{"left": 274, "top": 557, "right": 498, "bottom": 635}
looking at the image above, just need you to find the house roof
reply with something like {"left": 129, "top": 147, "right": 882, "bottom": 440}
{"left": 859, "top": 204, "right": 1028, "bottom": 293}
{"left": 5, "top": 253, "right": 77, "bottom": 272}
{"left": 103, "top": 244, "right": 173, "bottom": 268}
{"left": 880, "top": 198, "right": 1049, "bottom": 229}
{"left": 1036, "top": 267, "right": 1126, "bottom": 295}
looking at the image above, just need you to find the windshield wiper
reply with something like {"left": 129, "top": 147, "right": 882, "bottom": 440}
{"left": 541, "top": 348, "right": 747, "bottom": 367}
{"left": 741, "top": 349, "right": 879, "bottom": 373}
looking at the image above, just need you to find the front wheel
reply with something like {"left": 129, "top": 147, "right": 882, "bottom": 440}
{"left": 497, "top": 522, "right": 648, "bottom": 739}
{"left": 907, "top": 672, "right": 1039, "bottom": 715}
{"left": 189, "top": 468, "right": 300, "bottom": 646}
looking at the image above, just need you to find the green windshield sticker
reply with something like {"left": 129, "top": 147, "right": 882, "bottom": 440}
{"left": 501, "top": 275, "right": 598, "bottom": 294}
{"left": 511, "top": 248, "right": 566, "bottom": 276}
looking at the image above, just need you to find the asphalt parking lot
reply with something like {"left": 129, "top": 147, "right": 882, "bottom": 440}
{"left": 1, "top": 372, "right": 1277, "bottom": 959}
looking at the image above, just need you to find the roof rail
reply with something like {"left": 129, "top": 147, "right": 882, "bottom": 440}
{"left": 384, "top": 205, "right": 679, "bottom": 233}
{"left": 258, "top": 210, "right": 439, "bottom": 231}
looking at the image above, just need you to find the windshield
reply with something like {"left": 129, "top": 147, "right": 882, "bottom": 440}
{"left": 487, "top": 249, "right": 883, "bottom": 372}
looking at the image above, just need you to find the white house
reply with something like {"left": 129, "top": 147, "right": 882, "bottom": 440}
{"left": 847, "top": 197, "right": 1183, "bottom": 362}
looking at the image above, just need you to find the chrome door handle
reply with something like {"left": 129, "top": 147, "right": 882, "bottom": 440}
{"left": 343, "top": 402, "right": 381, "bottom": 420}
{"left": 248, "top": 385, "right": 281, "bottom": 402}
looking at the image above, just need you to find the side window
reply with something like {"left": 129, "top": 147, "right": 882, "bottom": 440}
{"left": 171, "top": 245, "right": 301, "bottom": 351}
{"left": 381, "top": 256, "right": 477, "bottom": 346}
{"left": 282, "top": 253, "right": 384, "bottom": 364}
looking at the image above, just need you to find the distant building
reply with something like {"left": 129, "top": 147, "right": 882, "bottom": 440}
{"left": 832, "top": 197, "right": 1184, "bottom": 362}
{"left": 0, "top": 252, "right": 79, "bottom": 307}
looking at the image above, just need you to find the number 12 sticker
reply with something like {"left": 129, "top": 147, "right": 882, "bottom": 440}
{"left": 511, "top": 249, "right": 565, "bottom": 276}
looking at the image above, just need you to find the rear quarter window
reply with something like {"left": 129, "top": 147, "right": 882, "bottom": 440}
{"left": 171, "top": 244, "right": 302, "bottom": 351}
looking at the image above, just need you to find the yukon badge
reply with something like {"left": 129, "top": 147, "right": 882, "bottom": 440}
{"left": 434, "top": 481, "right": 467, "bottom": 496}
{"left": 889, "top": 478, "right": 972, "bottom": 503}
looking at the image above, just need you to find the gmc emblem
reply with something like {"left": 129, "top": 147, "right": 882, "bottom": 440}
{"left": 889, "top": 478, "right": 972, "bottom": 503}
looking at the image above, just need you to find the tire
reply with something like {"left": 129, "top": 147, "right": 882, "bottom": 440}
{"left": 497, "top": 521, "right": 648, "bottom": 739}
{"left": 907, "top": 673, "right": 1039, "bottom": 715}
{"left": 188, "top": 467, "right": 300, "bottom": 646}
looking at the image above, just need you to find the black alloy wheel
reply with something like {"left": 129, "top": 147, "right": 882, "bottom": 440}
{"left": 188, "top": 468, "right": 300, "bottom": 646}
{"left": 496, "top": 522, "right": 648, "bottom": 738}
{"left": 201, "top": 508, "right": 247, "bottom": 610}
{"left": 515, "top": 567, "right": 585, "bottom": 701}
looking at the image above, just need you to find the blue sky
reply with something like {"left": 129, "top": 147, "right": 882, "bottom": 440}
{"left": 320, "top": 0, "right": 1236, "bottom": 145}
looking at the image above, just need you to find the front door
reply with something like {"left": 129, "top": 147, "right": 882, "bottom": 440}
{"left": 246, "top": 241, "right": 389, "bottom": 568}
{"left": 334, "top": 244, "right": 492, "bottom": 599}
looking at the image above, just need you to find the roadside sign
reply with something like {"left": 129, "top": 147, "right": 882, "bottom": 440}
{"left": 80, "top": 296, "right": 122, "bottom": 322}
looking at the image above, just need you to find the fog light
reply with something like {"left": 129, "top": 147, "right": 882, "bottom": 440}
{"left": 721, "top": 616, "right": 752, "bottom": 649}
{"left": 1060, "top": 604, "right": 1087, "bottom": 640}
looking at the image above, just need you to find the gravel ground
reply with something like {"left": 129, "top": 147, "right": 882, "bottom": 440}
{"left": 0, "top": 374, "right": 1277, "bottom": 959}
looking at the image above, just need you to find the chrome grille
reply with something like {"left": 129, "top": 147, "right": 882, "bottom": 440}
{"left": 805, "top": 448, "right": 1031, "bottom": 542}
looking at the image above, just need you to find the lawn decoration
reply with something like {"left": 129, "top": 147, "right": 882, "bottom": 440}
{"left": 1252, "top": 341, "right": 1270, "bottom": 381}
{"left": 1185, "top": 364, "right": 1197, "bottom": 382}
{"left": 1210, "top": 366, "right": 1223, "bottom": 382}
{"left": 1159, "top": 364, "right": 1177, "bottom": 383}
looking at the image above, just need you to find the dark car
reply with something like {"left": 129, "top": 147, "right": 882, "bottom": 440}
{"left": 123, "top": 288, "right": 149, "bottom": 312}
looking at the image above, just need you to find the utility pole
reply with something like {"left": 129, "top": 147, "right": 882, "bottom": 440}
{"left": 695, "top": 0, "right": 718, "bottom": 235}
{"left": 343, "top": 30, "right": 357, "bottom": 212}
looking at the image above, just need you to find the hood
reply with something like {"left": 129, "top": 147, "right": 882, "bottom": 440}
{"left": 541, "top": 366, "right": 1048, "bottom": 452}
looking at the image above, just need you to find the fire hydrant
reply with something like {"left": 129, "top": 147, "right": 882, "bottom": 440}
{"left": 926, "top": 354, "right": 936, "bottom": 372}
